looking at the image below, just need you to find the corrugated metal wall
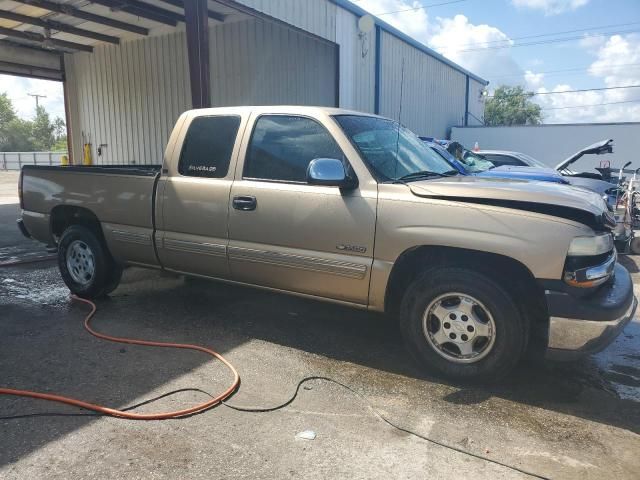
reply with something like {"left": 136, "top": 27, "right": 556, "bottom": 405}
{"left": 236, "top": 0, "right": 376, "bottom": 112}
{"left": 378, "top": 31, "right": 467, "bottom": 138}
{"left": 467, "top": 78, "right": 486, "bottom": 126}
{"left": 335, "top": 6, "right": 375, "bottom": 113}
{"left": 65, "top": 18, "right": 337, "bottom": 165}
{"left": 209, "top": 19, "right": 337, "bottom": 107}
{"left": 235, "top": 0, "right": 337, "bottom": 41}
{"left": 65, "top": 30, "right": 191, "bottom": 166}
{"left": 63, "top": 0, "right": 483, "bottom": 164}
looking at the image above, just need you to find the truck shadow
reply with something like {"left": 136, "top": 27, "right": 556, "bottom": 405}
{"left": 1, "top": 265, "right": 639, "bottom": 469}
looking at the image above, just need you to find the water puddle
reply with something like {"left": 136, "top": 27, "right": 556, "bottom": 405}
{"left": 593, "top": 318, "right": 640, "bottom": 402}
{"left": 1, "top": 268, "right": 69, "bottom": 306}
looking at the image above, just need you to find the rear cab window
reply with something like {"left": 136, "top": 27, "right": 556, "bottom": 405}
{"left": 243, "top": 115, "right": 346, "bottom": 183}
{"left": 178, "top": 115, "right": 241, "bottom": 178}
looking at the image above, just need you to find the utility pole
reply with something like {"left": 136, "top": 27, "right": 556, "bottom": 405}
{"left": 27, "top": 93, "right": 47, "bottom": 110}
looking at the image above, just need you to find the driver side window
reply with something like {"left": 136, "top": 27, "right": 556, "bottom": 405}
{"left": 244, "top": 115, "right": 345, "bottom": 183}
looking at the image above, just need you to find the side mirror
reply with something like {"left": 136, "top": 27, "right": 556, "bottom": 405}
{"left": 306, "top": 158, "right": 357, "bottom": 189}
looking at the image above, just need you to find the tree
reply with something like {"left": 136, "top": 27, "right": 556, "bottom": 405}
{"left": 31, "top": 105, "right": 56, "bottom": 150}
{"left": 484, "top": 85, "right": 543, "bottom": 126}
{"left": 52, "top": 117, "right": 67, "bottom": 151}
{"left": 0, "top": 93, "right": 67, "bottom": 151}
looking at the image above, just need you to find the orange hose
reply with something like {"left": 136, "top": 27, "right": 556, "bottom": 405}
{"left": 0, "top": 295, "right": 240, "bottom": 420}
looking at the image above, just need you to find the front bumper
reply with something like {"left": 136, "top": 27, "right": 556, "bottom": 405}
{"left": 545, "top": 263, "right": 637, "bottom": 360}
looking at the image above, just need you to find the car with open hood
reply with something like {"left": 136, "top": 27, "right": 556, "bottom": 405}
{"left": 478, "top": 140, "right": 622, "bottom": 208}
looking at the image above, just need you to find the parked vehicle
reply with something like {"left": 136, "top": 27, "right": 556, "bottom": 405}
{"left": 477, "top": 140, "right": 622, "bottom": 209}
{"left": 425, "top": 140, "right": 570, "bottom": 184}
{"left": 18, "top": 106, "right": 636, "bottom": 381}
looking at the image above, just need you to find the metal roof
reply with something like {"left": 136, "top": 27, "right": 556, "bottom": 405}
{"left": 0, "top": 0, "right": 487, "bottom": 86}
{"left": 0, "top": 0, "right": 250, "bottom": 54}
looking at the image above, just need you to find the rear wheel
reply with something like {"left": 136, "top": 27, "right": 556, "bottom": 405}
{"left": 400, "top": 267, "right": 527, "bottom": 382}
{"left": 57, "top": 225, "right": 121, "bottom": 298}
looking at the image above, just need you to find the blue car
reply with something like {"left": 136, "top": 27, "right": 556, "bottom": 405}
{"left": 421, "top": 138, "right": 569, "bottom": 185}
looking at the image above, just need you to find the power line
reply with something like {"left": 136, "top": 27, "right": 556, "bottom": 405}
{"left": 448, "top": 21, "right": 640, "bottom": 49}
{"left": 455, "top": 28, "right": 640, "bottom": 52}
{"left": 487, "top": 84, "right": 640, "bottom": 98}
{"left": 373, "top": 0, "right": 469, "bottom": 16}
{"left": 490, "top": 62, "right": 640, "bottom": 80}
{"left": 539, "top": 99, "right": 640, "bottom": 110}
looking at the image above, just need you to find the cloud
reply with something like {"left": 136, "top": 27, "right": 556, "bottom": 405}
{"left": 530, "top": 34, "right": 640, "bottom": 123}
{"left": 357, "top": 0, "right": 639, "bottom": 123}
{"left": 357, "top": 1, "right": 523, "bottom": 82}
{"left": 524, "top": 70, "right": 545, "bottom": 89}
{"left": 428, "top": 15, "right": 523, "bottom": 82}
{"left": 355, "top": 0, "right": 430, "bottom": 42}
{"left": 0, "top": 75, "right": 65, "bottom": 120}
{"left": 511, "top": 0, "right": 589, "bottom": 15}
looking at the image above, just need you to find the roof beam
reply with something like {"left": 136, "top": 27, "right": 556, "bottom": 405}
{"left": 12, "top": 0, "right": 149, "bottom": 36}
{"left": 0, "top": 10, "right": 120, "bottom": 44}
{"left": 0, "top": 38, "right": 67, "bottom": 56}
{"left": 157, "top": 0, "right": 226, "bottom": 23}
{"left": 0, "top": 25, "right": 93, "bottom": 52}
{"left": 89, "top": 0, "right": 183, "bottom": 26}
{"left": 0, "top": 40, "right": 61, "bottom": 67}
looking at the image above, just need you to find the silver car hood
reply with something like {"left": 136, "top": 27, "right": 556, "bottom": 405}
{"left": 408, "top": 176, "right": 608, "bottom": 225}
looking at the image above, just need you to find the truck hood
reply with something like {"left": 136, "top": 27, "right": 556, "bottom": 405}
{"left": 478, "top": 165, "right": 569, "bottom": 184}
{"left": 407, "top": 176, "right": 613, "bottom": 230}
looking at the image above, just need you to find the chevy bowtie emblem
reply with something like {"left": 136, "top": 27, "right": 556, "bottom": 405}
{"left": 336, "top": 244, "right": 367, "bottom": 253}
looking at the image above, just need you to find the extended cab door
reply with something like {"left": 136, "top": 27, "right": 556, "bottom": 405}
{"left": 227, "top": 112, "right": 377, "bottom": 305}
{"left": 155, "top": 111, "right": 246, "bottom": 278}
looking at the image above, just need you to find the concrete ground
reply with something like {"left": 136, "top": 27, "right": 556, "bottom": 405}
{"left": 1, "top": 171, "right": 639, "bottom": 479}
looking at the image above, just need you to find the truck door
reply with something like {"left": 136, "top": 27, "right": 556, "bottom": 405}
{"left": 156, "top": 114, "right": 244, "bottom": 278}
{"left": 227, "top": 114, "right": 377, "bottom": 305}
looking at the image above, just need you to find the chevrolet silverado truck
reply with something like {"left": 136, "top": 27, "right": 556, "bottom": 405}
{"left": 18, "top": 106, "right": 637, "bottom": 381}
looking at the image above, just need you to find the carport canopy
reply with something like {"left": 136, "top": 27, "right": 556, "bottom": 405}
{"left": 0, "top": 0, "right": 260, "bottom": 107}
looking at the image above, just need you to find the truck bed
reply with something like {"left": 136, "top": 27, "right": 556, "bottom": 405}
{"left": 21, "top": 164, "right": 162, "bottom": 266}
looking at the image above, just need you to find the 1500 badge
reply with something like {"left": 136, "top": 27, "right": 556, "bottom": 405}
{"left": 336, "top": 244, "right": 367, "bottom": 253}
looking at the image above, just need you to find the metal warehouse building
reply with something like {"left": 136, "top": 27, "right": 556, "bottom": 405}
{"left": 0, "top": 0, "right": 487, "bottom": 164}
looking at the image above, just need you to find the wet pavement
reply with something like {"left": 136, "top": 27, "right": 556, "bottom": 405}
{"left": 1, "top": 172, "right": 639, "bottom": 479}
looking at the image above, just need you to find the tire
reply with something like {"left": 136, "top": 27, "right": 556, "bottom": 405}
{"left": 104, "top": 264, "right": 124, "bottom": 295}
{"left": 57, "top": 225, "right": 121, "bottom": 299}
{"left": 399, "top": 267, "right": 527, "bottom": 382}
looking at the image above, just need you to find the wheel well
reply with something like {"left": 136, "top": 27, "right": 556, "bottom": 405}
{"left": 50, "top": 206, "right": 104, "bottom": 244}
{"left": 385, "top": 246, "right": 549, "bottom": 350}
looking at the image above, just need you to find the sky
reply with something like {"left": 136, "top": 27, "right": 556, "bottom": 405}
{"left": 1, "top": 0, "right": 638, "bottom": 124}
{"left": 355, "top": 0, "right": 640, "bottom": 123}
{"left": 0, "top": 73, "right": 65, "bottom": 121}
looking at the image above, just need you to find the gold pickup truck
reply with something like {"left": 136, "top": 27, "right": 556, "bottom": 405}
{"left": 18, "top": 106, "right": 636, "bottom": 381}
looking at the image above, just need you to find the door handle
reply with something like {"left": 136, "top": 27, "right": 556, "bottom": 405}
{"left": 232, "top": 195, "right": 257, "bottom": 211}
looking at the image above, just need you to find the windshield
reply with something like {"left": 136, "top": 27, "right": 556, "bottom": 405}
{"left": 427, "top": 144, "right": 467, "bottom": 174}
{"left": 459, "top": 151, "right": 495, "bottom": 173}
{"left": 333, "top": 115, "right": 457, "bottom": 182}
{"left": 516, "top": 152, "right": 548, "bottom": 168}
{"left": 445, "top": 141, "right": 494, "bottom": 173}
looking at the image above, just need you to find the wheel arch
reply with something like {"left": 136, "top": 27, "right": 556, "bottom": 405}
{"left": 384, "top": 245, "right": 549, "bottom": 351}
{"left": 50, "top": 205, "right": 105, "bottom": 244}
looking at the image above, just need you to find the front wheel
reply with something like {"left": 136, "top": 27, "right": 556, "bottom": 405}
{"left": 57, "top": 225, "right": 121, "bottom": 299}
{"left": 399, "top": 267, "right": 527, "bottom": 382}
